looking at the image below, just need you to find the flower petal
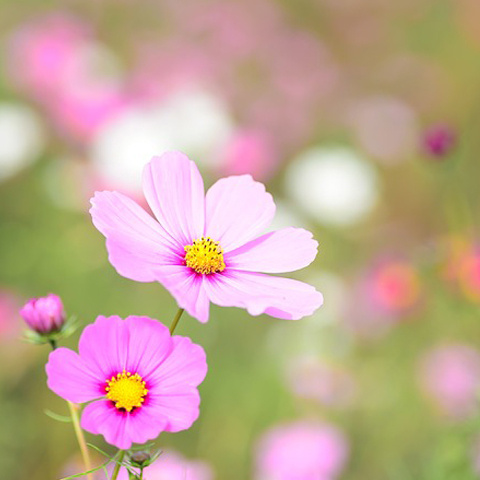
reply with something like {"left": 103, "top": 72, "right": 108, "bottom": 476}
{"left": 150, "top": 336, "right": 208, "bottom": 389}
{"left": 78, "top": 315, "right": 130, "bottom": 379}
{"left": 124, "top": 316, "right": 173, "bottom": 379}
{"left": 148, "top": 388, "right": 201, "bottom": 433}
{"left": 81, "top": 400, "right": 168, "bottom": 450}
{"left": 90, "top": 191, "right": 181, "bottom": 282}
{"left": 153, "top": 266, "right": 210, "bottom": 323}
{"left": 205, "top": 271, "right": 323, "bottom": 320}
{"left": 205, "top": 175, "right": 275, "bottom": 252}
{"left": 225, "top": 227, "right": 318, "bottom": 273}
{"left": 46, "top": 348, "right": 103, "bottom": 403}
{"left": 142, "top": 152, "right": 206, "bottom": 245}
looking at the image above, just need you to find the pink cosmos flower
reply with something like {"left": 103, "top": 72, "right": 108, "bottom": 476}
{"left": 419, "top": 344, "right": 480, "bottom": 420}
{"left": 90, "top": 151, "right": 322, "bottom": 323}
{"left": 255, "top": 420, "right": 349, "bottom": 480}
{"left": 111, "top": 450, "right": 213, "bottom": 480}
{"left": 46, "top": 315, "right": 207, "bottom": 449}
{"left": 20, "top": 293, "right": 65, "bottom": 334}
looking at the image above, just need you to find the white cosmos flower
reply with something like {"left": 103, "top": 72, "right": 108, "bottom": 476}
{"left": 285, "top": 146, "right": 379, "bottom": 227}
{"left": 90, "top": 89, "right": 234, "bottom": 192}
{"left": 0, "top": 103, "right": 45, "bottom": 181}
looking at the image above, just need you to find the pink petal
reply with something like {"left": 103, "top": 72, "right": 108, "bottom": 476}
{"left": 124, "top": 316, "right": 173, "bottom": 379}
{"left": 78, "top": 315, "right": 130, "bottom": 379}
{"left": 205, "top": 175, "right": 275, "bottom": 252}
{"left": 142, "top": 152, "right": 206, "bottom": 246}
{"left": 205, "top": 271, "right": 323, "bottom": 320}
{"left": 90, "top": 191, "right": 181, "bottom": 282}
{"left": 154, "top": 265, "right": 210, "bottom": 323}
{"left": 225, "top": 227, "right": 318, "bottom": 273}
{"left": 150, "top": 336, "right": 208, "bottom": 389}
{"left": 81, "top": 400, "right": 168, "bottom": 450}
{"left": 46, "top": 348, "right": 103, "bottom": 403}
{"left": 148, "top": 388, "right": 201, "bottom": 433}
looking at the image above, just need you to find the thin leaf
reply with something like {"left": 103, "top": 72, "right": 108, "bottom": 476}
{"left": 44, "top": 409, "right": 72, "bottom": 423}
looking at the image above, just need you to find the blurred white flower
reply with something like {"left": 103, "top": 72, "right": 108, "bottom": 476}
{"left": 0, "top": 103, "right": 45, "bottom": 181}
{"left": 285, "top": 146, "right": 379, "bottom": 227}
{"left": 90, "top": 89, "right": 234, "bottom": 192}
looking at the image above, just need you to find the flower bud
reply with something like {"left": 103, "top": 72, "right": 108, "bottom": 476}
{"left": 423, "top": 124, "right": 456, "bottom": 158}
{"left": 130, "top": 451, "right": 151, "bottom": 467}
{"left": 20, "top": 294, "right": 65, "bottom": 334}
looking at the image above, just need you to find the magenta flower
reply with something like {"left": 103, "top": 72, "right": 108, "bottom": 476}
{"left": 255, "top": 420, "right": 349, "bottom": 480}
{"left": 20, "top": 293, "right": 65, "bottom": 334}
{"left": 46, "top": 315, "right": 207, "bottom": 449}
{"left": 90, "top": 151, "right": 322, "bottom": 323}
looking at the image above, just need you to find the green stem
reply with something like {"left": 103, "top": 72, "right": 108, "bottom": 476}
{"left": 67, "top": 401, "right": 93, "bottom": 480}
{"left": 49, "top": 340, "right": 93, "bottom": 480}
{"left": 169, "top": 308, "right": 184, "bottom": 335}
{"left": 111, "top": 450, "right": 126, "bottom": 480}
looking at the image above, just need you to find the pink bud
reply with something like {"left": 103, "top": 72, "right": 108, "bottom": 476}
{"left": 423, "top": 124, "right": 456, "bottom": 158}
{"left": 20, "top": 294, "right": 65, "bottom": 334}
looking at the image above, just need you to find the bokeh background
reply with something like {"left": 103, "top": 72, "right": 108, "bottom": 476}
{"left": 1, "top": 0, "right": 480, "bottom": 479}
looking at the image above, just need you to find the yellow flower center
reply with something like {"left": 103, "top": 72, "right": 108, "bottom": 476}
{"left": 105, "top": 370, "right": 148, "bottom": 412}
{"left": 184, "top": 237, "right": 226, "bottom": 275}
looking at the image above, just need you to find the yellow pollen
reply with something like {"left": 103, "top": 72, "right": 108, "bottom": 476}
{"left": 105, "top": 370, "right": 148, "bottom": 412}
{"left": 184, "top": 237, "right": 226, "bottom": 275}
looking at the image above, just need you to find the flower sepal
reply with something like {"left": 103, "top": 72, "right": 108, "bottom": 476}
{"left": 23, "top": 315, "right": 78, "bottom": 346}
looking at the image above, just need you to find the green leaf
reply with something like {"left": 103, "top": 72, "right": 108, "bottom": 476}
{"left": 44, "top": 409, "right": 72, "bottom": 423}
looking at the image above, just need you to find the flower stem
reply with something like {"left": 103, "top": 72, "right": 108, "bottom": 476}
{"left": 111, "top": 450, "right": 126, "bottom": 480}
{"left": 49, "top": 340, "right": 93, "bottom": 480}
{"left": 67, "top": 401, "right": 93, "bottom": 480}
{"left": 169, "top": 308, "right": 184, "bottom": 335}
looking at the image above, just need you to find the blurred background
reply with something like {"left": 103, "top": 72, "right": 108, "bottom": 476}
{"left": 1, "top": 0, "right": 480, "bottom": 479}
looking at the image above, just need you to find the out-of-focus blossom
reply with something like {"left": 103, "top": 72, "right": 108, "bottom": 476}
{"left": 364, "top": 259, "right": 422, "bottom": 315}
{"left": 46, "top": 315, "right": 207, "bottom": 449}
{"left": 0, "top": 290, "right": 21, "bottom": 340}
{"left": 6, "top": 14, "right": 129, "bottom": 144}
{"left": 20, "top": 294, "right": 65, "bottom": 335}
{"left": 90, "top": 89, "right": 234, "bottom": 192}
{"left": 255, "top": 420, "right": 349, "bottom": 480}
{"left": 419, "top": 344, "right": 480, "bottom": 420}
{"left": 423, "top": 124, "right": 456, "bottom": 158}
{"left": 441, "top": 237, "right": 480, "bottom": 303}
{"left": 217, "top": 129, "right": 278, "bottom": 181}
{"left": 90, "top": 152, "right": 323, "bottom": 323}
{"left": 285, "top": 355, "right": 356, "bottom": 408}
{"left": 112, "top": 450, "right": 214, "bottom": 480}
{"left": 348, "top": 96, "right": 419, "bottom": 165}
{"left": 0, "top": 103, "right": 46, "bottom": 181}
{"left": 5, "top": 13, "right": 91, "bottom": 98}
{"left": 285, "top": 146, "right": 379, "bottom": 227}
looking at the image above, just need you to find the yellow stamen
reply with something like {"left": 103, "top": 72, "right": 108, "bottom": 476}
{"left": 184, "top": 237, "right": 226, "bottom": 275}
{"left": 105, "top": 370, "right": 148, "bottom": 412}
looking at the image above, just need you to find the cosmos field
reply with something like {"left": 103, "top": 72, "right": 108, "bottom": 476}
{"left": 1, "top": 0, "right": 480, "bottom": 479}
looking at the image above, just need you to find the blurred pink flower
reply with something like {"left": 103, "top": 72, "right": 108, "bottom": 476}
{"left": 364, "top": 259, "right": 422, "bottom": 315}
{"left": 46, "top": 315, "right": 207, "bottom": 449}
{"left": 0, "top": 290, "right": 21, "bottom": 340}
{"left": 6, "top": 13, "right": 91, "bottom": 99}
{"left": 255, "top": 420, "right": 349, "bottom": 480}
{"left": 419, "top": 344, "right": 480, "bottom": 420}
{"left": 20, "top": 293, "right": 65, "bottom": 335}
{"left": 423, "top": 124, "right": 456, "bottom": 158}
{"left": 113, "top": 450, "right": 213, "bottom": 480}
{"left": 218, "top": 129, "right": 278, "bottom": 180}
{"left": 90, "top": 151, "right": 322, "bottom": 323}
{"left": 285, "top": 356, "right": 355, "bottom": 408}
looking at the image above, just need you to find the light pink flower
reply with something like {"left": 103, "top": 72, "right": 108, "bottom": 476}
{"left": 20, "top": 293, "right": 65, "bottom": 334}
{"left": 113, "top": 450, "right": 213, "bottom": 480}
{"left": 255, "top": 420, "right": 349, "bottom": 480}
{"left": 90, "top": 151, "right": 322, "bottom": 323}
{"left": 419, "top": 344, "right": 480, "bottom": 420}
{"left": 46, "top": 315, "right": 207, "bottom": 449}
